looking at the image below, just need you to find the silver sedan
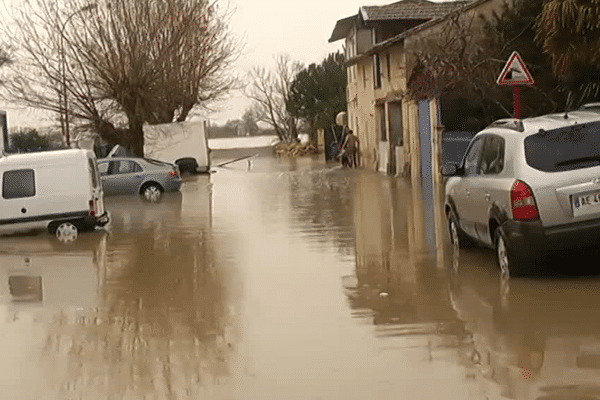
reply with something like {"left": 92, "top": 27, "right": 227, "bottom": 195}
{"left": 97, "top": 157, "right": 181, "bottom": 202}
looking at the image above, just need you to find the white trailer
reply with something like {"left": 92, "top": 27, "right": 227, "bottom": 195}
{"left": 143, "top": 120, "right": 210, "bottom": 174}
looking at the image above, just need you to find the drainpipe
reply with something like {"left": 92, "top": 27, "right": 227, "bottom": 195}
{"left": 385, "top": 101, "right": 396, "bottom": 175}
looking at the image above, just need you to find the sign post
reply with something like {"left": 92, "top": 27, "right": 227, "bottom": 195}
{"left": 496, "top": 51, "right": 534, "bottom": 119}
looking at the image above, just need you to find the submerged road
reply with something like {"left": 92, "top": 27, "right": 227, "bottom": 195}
{"left": 0, "top": 152, "right": 600, "bottom": 399}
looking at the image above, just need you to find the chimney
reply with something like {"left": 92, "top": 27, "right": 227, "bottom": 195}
{"left": 0, "top": 110, "right": 7, "bottom": 155}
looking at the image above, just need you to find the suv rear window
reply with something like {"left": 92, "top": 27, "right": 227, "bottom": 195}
{"left": 524, "top": 121, "right": 600, "bottom": 172}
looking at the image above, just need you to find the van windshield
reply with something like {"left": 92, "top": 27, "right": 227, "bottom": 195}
{"left": 524, "top": 121, "right": 600, "bottom": 172}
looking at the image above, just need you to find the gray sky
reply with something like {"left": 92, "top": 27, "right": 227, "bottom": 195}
{"left": 208, "top": 0, "right": 386, "bottom": 125}
{"left": 2, "top": 0, "right": 454, "bottom": 128}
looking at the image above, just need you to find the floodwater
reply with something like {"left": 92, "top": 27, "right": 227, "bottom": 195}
{"left": 1, "top": 152, "right": 600, "bottom": 399}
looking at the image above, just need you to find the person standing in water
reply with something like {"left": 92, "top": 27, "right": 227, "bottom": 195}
{"left": 341, "top": 130, "right": 360, "bottom": 168}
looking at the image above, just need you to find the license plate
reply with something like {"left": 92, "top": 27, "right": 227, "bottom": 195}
{"left": 572, "top": 190, "right": 600, "bottom": 216}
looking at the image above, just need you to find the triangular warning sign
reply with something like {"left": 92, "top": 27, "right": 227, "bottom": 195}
{"left": 497, "top": 51, "right": 534, "bottom": 86}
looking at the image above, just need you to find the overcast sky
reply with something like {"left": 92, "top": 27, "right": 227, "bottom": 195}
{"left": 208, "top": 0, "right": 400, "bottom": 125}
{"left": 2, "top": 0, "right": 454, "bottom": 128}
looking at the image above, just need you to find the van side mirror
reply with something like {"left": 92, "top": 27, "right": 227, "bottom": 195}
{"left": 441, "top": 163, "right": 459, "bottom": 176}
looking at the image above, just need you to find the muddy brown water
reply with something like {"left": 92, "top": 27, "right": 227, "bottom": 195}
{"left": 1, "top": 153, "right": 600, "bottom": 399}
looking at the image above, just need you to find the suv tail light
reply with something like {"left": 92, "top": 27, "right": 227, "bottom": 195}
{"left": 168, "top": 169, "right": 180, "bottom": 178}
{"left": 511, "top": 180, "right": 539, "bottom": 221}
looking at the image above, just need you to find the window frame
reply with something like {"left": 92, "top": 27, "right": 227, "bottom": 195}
{"left": 373, "top": 54, "right": 382, "bottom": 89}
{"left": 480, "top": 135, "right": 506, "bottom": 175}
{"left": 2, "top": 169, "right": 36, "bottom": 199}
{"left": 462, "top": 136, "right": 485, "bottom": 176}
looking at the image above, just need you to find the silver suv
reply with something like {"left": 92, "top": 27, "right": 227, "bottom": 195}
{"left": 443, "top": 104, "right": 600, "bottom": 276}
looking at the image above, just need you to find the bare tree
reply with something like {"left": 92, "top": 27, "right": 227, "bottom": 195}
{"left": 406, "top": 0, "right": 562, "bottom": 121}
{"left": 245, "top": 54, "right": 303, "bottom": 143}
{"left": 406, "top": 11, "right": 510, "bottom": 117}
{"left": 0, "top": 47, "right": 11, "bottom": 69}
{"left": 1, "top": 0, "right": 240, "bottom": 155}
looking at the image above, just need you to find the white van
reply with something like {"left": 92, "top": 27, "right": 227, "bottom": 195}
{"left": 143, "top": 120, "right": 210, "bottom": 174}
{"left": 0, "top": 149, "right": 109, "bottom": 237}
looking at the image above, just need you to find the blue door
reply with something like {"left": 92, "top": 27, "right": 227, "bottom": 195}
{"left": 418, "top": 100, "right": 435, "bottom": 252}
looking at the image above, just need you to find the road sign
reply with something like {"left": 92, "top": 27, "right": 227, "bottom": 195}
{"left": 497, "top": 51, "right": 534, "bottom": 86}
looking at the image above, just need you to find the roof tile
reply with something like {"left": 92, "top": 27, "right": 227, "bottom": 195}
{"left": 362, "top": 0, "right": 471, "bottom": 21}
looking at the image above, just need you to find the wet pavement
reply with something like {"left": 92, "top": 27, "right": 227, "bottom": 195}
{"left": 1, "top": 153, "right": 600, "bottom": 399}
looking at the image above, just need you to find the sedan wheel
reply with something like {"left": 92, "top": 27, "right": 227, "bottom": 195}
{"left": 55, "top": 222, "right": 78, "bottom": 243}
{"left": 142, "top": 184, "right": 162, "bottom": 203}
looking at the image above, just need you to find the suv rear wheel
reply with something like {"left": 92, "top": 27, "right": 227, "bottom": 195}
{"left": 494, "top": 226, "right": 531, "bottom": 277}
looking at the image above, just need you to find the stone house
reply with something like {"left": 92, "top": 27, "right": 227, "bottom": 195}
{"left": 329, "top": 0, "right": 469, "bottom": 175}
{"left": 329, "top": 0, "right": 509, "bottom": 183}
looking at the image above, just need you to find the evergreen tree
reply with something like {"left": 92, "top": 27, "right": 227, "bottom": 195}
{"left": 535, "top": 0, "right": 600, "bottom": 109}
{"left": 286, "top": 52, "right": 347, "bottom": 143}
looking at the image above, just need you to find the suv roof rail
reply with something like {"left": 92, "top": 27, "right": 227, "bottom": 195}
{"left": 579, "top": 103, "right": 600, "bottom": 112}
{"left": 488, "top": 119, "right": 524, "bottom": 132}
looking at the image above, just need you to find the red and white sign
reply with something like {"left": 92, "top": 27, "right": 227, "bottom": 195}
{"left": 497, "top": 51, "right": 534, "bottom": 86}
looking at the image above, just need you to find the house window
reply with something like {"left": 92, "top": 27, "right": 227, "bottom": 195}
{"left": 373, "top": 54, "right": 382, "bottom": 89}
{"left": 349, "top": 65, "right": 357, "bottom": 83}
{"left": 389, "top": 102, "right": 403, "bottom": 146}
{"left": 346, "top": 34, "right": 356, "bottom": 58}
{"left": 386, "top": 54, "right": 391, "bottom": 81}
{"left": 3, "top": 169, "right": 35, "bottom": 199}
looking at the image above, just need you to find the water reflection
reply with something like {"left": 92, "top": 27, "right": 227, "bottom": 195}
{"left": 348, "top": 169, "right": 464, "bottom": 330}
{"left": 287, "top": 168, "right": 355, "bottom": 253}
{"left": 0, "top": 233, "right": 106, "bottom": 310}
{"left": 2, "top": 154, "right": 600, "bottom": 398}
{"left": 449, "top": 248, "right": 600, "bottom": 399}
{"left": 0, "top": 175, "right": 236, "bottom": 398}
{"left": 343, "top": 165, "right": 600, "bottom": 398}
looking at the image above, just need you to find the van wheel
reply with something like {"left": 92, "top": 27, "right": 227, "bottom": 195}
{"left": 54, "top": 222, "right": 78, "bottom": 243}
{"left": 140, "top": 183, "right": 163, "bottom": 203}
